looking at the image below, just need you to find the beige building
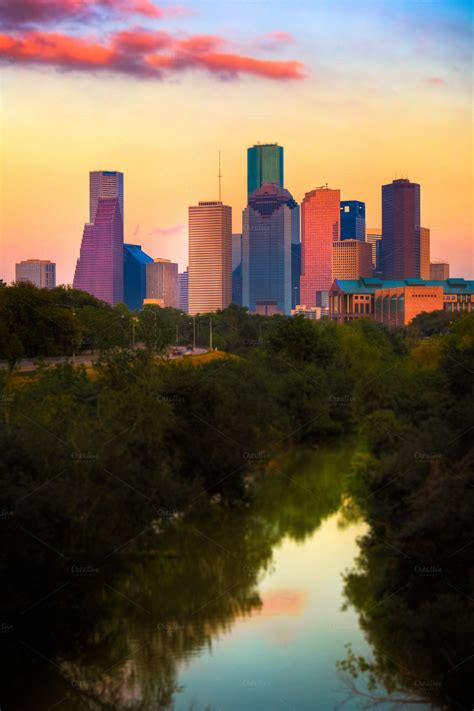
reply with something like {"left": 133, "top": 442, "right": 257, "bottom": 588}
{"left": 365, "top": 228, "right": 382, "bottom": 270}
{"left": 430, "top": 262, "right": 450, "bottom": 280}
{"left": 332, "top": 240, "right": 373, "bottom": 280}
{"left": 15, "top": 259, "right": 56, "bottom": 288}
{"left": 420, "top": 227, "right": 430, "bottom": 279}
{"left": 188, "top": 201, "right": 232, "bottom": 315}
{"left": 146, "top": 258, "right": 178, "bottom": 308}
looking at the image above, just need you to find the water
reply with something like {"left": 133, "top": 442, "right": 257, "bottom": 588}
{"left": 4, "top": 447, "right": 430, "bottom": 710}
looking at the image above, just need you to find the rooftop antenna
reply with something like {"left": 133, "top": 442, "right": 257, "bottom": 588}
{"left": 218, "top": 150, "right": 222, "bottom": 202}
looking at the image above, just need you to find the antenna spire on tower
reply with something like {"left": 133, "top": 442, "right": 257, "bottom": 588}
{"left": 218, "top": 150, "right": 222, "bottom": 202}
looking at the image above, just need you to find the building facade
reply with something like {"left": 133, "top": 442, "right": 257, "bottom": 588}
{"left": 89, "top": 170, "right": 124, "bottom": 223}
{"left": 123, "top": 244, "right": 152, "bottom": 311}
{"left": 146, "top": 258, "right": 179, "bottom": 308}
{"left": 178, "top": 269, "right": 189, "bottom": 313}
{"left": 365, "top": 228, "right": 382, "bottom": 273}
{"left": 332, "top": 239, "right": 373, "bottom": 280}
{"left": 73, "top": 196, "right": 124, "bottom": 305}
{"left": 420, "top": 226, "right": 430, "bottom": 279}
{"left": 340, "top": 201, "right": 365, "bottom": 241}
{"left": 381, "top": 178, "right": 421, "bottom": 279}
{"left": 300, "top": 186, "right": 340, "bottom": 312}
{"left": 247, "top": 143, "right": 284, "bottom": 197}
{"left": 242, "top": 183, "right": 298, "bottom": 316}
{"left": 232, "top": 233, "right": 243, "bottom": 306}
{"left": 15, "top": 259, "right": 56, "bottom": 289}
{"left": 188, "top": 201, "right": 232, "bottom": 315}
{"left": 430, "top": 262, "right": 450, "bottom": 280}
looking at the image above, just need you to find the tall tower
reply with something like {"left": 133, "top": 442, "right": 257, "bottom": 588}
{"left": 89, "top": 171, "right": 124, "bottom": 223}
{"left": 381, "top": 178, "right": 420, "bottom": 279}
{"left": 242, "top": 183, "right": 299, "bottom": 316}
{"left": 300, "top": 186, "right": 340, "bottom": 310}
{"left": 420, "top": 227, "right": 430, "bottom": 280}
{"left": 188, "top": 201, "right": 232, "bottom": 315}
{"left": 340, "top": 201, "right": 365, "bottom": 241}
{"left": 146, "top": 258, "right": 179, "bottom": 308}
{"left": 247, "top": 143, "right": 284, "bottom": 197}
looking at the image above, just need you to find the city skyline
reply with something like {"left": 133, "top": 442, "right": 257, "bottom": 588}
{"left": 1, "top": 1, "right": 472, "bottom": 283}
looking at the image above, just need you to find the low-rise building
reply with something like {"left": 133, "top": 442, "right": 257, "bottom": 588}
{"left": 15, "top": 259, "right": 56, "bottom": 288}
{"left": 291, "top": 304, "right": 322, "bottom": 320}
{"left": 430, "top": 262, "right": 450, "bottom": 280}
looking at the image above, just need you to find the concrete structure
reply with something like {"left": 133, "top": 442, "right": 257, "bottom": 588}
{"left": 178, "top": 268, "right": 189, "bottom": 313}
{"left": 89, "top": 170, "right": 124, "bottom": 223}
{"left": 15, "top": 259, "right": 56, "bottom": 289}
{"left": 143, "top": 298, "right": 165, "bottom": 307}
{"left": 300, "top": 186, "right": 340, "bottom": 312}
{"left": 430, "top": 262, "right": 450, "bottom": 280}
{"left": 366, "top": 228, "right": 382, "bottom": 272}
{"left": 73, "top": 196, "right": 124, "bottom": 305}
{"left": 420, "top": 227, "right": 430, "bottom": 279}
{"left": 146, "top": 258, "right": 179, "bottom": 308}
{"left": 123, "top": 244, "right": 152, "bottom": 311}
{"left": 188, "top": 201, "right": 232, "bottom": 315}
{"left": 329, "top": 277, "right": 474, "bottom": 324}
{"left": 332, "top": 239, "right": 373, "bottom": 280}
{"left": 381, "top": 178, "right": 421, "bottom": 279}
{"left": 232, "top": 233, "right": 242, "bottom": 306}
{"left": 340, "top": 201, "right": 365, "bottom": 241}
{"left": 242, "top": 183, "right": 299, "bottom": 316}
{"left": 247, "top": 143, "right": 284, "bottom": 197}
{"left": 291, "top": 305, "right": 322, "bottom": 320}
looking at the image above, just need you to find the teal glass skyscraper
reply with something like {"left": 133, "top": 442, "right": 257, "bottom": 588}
{"left": 247, "top": 143, "right": 284, "bottom": 196}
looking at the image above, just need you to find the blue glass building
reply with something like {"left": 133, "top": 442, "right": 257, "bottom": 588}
{"left": 232, "top": 233, "right": 242, "bottom": 305}
{"left": 340, "top": 201, "right": 365, "bottom": 241}
{"left": 123, "top": 243, "right": 153, "bottom": 311}
{"left": 247, "top": 144, "right": 284, "bottom": 197}
{"left": 242, "top": 183, "right": 299, "bottom": 316}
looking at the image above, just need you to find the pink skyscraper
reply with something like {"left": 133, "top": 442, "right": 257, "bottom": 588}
{"left": 300, "top": 186, "right": 340, "bottom": 310}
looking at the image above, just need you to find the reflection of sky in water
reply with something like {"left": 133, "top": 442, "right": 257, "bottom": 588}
{"left": 172, "top": 515, "right": 371, "bottom": 710}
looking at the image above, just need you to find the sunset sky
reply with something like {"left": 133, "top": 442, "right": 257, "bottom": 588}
{"left": 1, "top": 0, "right": 472, "bottom": 284}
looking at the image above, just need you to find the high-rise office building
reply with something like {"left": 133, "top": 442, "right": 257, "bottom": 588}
{"left": 89, "top": 171, "right": 124, "bottom": 223}
{"left": 300, "top": 186, "right": 340, "bottom": 310}
{"left": 430, "top": 262, "right": 450, "bottom": 280}
{"left": 420, "top": 227, "right": 430, "bottom": 280}
{"left": 232, "top": 233, "right": 243, "bottom": 306}
{"left": 242, "top": 183, "right": 299, "bottom": 316}
{"left": 247, "top": 143, "right": 284, "bottom": 196}
{"left": 340, "top": 201, "right": 365, "bottom": 241}
{"left": 15, "top": 259, "right": 56, "bottom": 288}
{"left": 332, "top": 239, "right": 373, "bottom": 280}
{"left": 178, "top": 268, "right": 189, "bottom": 313}
{"left": 381, "top": 178, "right": 421, "bottom": 279}
{"left": 146, "top": 258, "right": 179, "bottom": 308}
{"left": 188, "top": 201, "right": 232, "bottom": 315}
{"left": 366, "top": 228, "right": 382, "bottom": 272}
{"left": 123, "top": 244, "right": 152, "bottom": 311}
{"left": 73, "top": 196, "right": 124, "bottom": 305}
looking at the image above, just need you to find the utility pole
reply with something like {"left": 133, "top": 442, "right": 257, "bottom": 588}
{"left": 210, "top": 316, "right": 213, "bottom": 351}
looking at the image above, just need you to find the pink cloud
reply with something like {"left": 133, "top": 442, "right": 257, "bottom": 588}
{"left": 425, "top": 76, "right": 445, "bottom": 86}
{"left": 149, "top": 224, "right": 185, "bottom": 236}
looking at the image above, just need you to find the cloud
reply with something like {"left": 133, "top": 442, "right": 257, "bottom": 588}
{"left": 254, "top": 30, "right": 295, "bottom": 50}
{"left": 149, "top": 224, "right": 185, "bottom": 236}
{"left": 0, "top": 28, "right": 306, "bottom": 80}
{"left": 425, "top": 76, "right": 445, "bottom": 86}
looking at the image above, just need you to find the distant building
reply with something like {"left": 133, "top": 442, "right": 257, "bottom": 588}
{"left": 188, "top": 201, "right": 232, "bottom": 315}
{"left": 365, "top": 228, "right": 382, "bottom": 273}
{"left": 430, "top": 262, "right": 450, "bottom": 280}
{"left": 329, "top": 277, "right": 473, "bottom": 325}
{"left": 123, "top": 244, "right": 152, "bottom": 311}
{"left": 332, "top": 239, "right": 373, "bottom": 280}
{"left": 178, "top": 268, "right": 189, "bottom": 313}
{"left": 420, "top": 227, "right": 430, "bottom": 280}
{"left": 300, "top": 186, "right": 340, "bottom": 312}
{"left": 291, "top": 242, "right": 301, "bottom": 309}
{"left": 15, "top": 260, "right": 56, "bottom": 289}
{"left": 73, "top": 196, "right": 124, "bottom": 305}
{"left": 381, "top": 178, "right": 421, "bottom": 279}
{"left": 242, "top": 182, "right": 299, "bottom": 316}
{"left": 146, "top": 258, "right": 179, "bottom": 308}
{"left": 89, "top": 170, "right": 124, "bottom": 223}
{"left": 232, "top": 233, "right": 242, "bottom": 306}
{"left": 340, "top": 201, "right": 365, "bottom": 241}
{"left": 247, "top": 143, "right": 284, "bottom": 197}
{"left": 291, "top": 305, "right": 322, "bottom": 320}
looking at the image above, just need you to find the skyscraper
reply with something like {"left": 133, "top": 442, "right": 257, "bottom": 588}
{"left": 124, "top": 244, "right": 152, "bottom": 311}
{"left": 247, "top": 143, "right": 284, "bottom": 196}
{"left": 430, "top": 262, "right": 450, "bottom": 280}
{"left": 332, "top": 239, "right": 373, "bottom": 280}
{"left": 340, "top": 201, "right": 365, "bottom": 241}
{"left": 15, "top": 259, "right": 56, "bottom": 289}
{"left": 89, "top": 171, "right": 124, "bottom": 223}
{"left": 232, "top": 233, "right": 243, "bottom": 306}
{"left": 146, "top": 258, "right": 179, "bottom": 308}
{"left": 242, "top": 183, "right": 299, "bottom": 316}
{"left": 420, "top": 226, "right": 430, "bottom": 280}
{"left": 381, "top": 178, "right": 421, "bottom": 279}
{"left": 73, "top": 196, "right": 124, "bottom": 305}
{"left": 188, "top": 201, "right": 232, "bottom": 315}
{"left": 366, "top": 228, "right": 382, "bottom": 272}
{"left": 300, "top": 186, "right": 340, "bottom": 310}
{"left": 178, "top": 268, "right": 189, "bottom": 313}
